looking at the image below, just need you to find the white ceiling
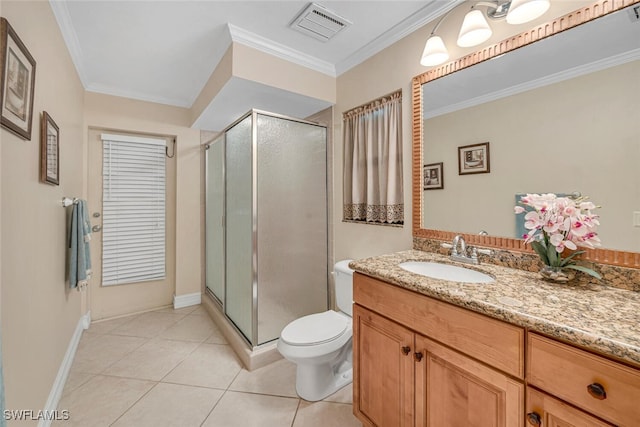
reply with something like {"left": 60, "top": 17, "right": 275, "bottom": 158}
{"left": 50, "top": 0, "right": 456, "bottom": 120}
{"left": 51, "top": 1, "right": 638, "bottom": 131}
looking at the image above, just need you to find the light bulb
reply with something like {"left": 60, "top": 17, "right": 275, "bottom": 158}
{"left": 457, "top": 9, "right": 492, "bottom": 47}
{"left": 506, "top": 0, "right": 551, "bottom": 25}
{"left": 421, "top": 35, "right": 449, "bottom": 67}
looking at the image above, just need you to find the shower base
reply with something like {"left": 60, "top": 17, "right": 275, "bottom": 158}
{"left": 202, "top": 293, "right": 282, "bottom": 371}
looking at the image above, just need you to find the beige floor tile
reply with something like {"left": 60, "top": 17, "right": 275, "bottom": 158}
{"left": 203, "top": 323, "right": 227, "bottom": 344}
{"left": 153, "top": 305, "right": 198, "bottom": 315}
{"left": 73, "top": 333, "right": 147, "bottom": 374}
{"left": 110, "top": 312, "right": 186, "bottom": 338}
{"left": 62, "top": 369, "right": 95, "bottom": 397}
{"left": 229, "top": 358, "right": 297, "bottom": 397}
{"left": 160, "top": 314, "right": 218, "bottom": 342}
{"left": 189, "top": 305, "right": 209, "bottom": 316}
{"left": 53, "top": 375, "right": 154, "bottom": 427}
{"left": 162, "top": 344, "right": 242, "bottom": 389}
{"left": 104, "top": 338, "right": 199, "bottom": 381}
{"left": 111, "top": 383, "right": 223, "bottom": 427}
{"left": 201, "top": 391, "right": 299, "bottom": 427}
{"left": 293, "top": 401, "right": 361, "bottom": 427}
{"left": 323, "top": 383, "right": 353, "bottom": 404}
{"left": 88, "top": 315, "right": 137, "bottom": 335}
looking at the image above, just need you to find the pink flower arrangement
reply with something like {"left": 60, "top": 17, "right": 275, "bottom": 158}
{"left": 514, "top": 193, "right": 601, "bottom": 279}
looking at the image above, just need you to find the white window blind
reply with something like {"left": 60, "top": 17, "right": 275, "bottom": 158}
{"left": 101, "top": 133, "right": 166, "bottom": 286}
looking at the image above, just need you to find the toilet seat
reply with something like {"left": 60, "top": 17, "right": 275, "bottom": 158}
{"left": 280, "top": 311, "right": 348, "bottom": 346}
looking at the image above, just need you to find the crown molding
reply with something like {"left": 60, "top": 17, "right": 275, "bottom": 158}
{"left": 85, "top": 84, "right": 192, "bottom": 109}
{"left": 228, "top": 23, "right": 336, "bottom": 77}
{"left": 423, "top": 48, "right": 640, "bottom": 119}
{"left": 335, "top": 0, "right": 462, "bottom": 75}
{"left": 49, "top": 0, "right": 89, "bottom": 87}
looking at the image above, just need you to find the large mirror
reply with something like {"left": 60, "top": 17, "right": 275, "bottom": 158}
{"left": 413, "top": 0, "right": 640, "bottom": 268}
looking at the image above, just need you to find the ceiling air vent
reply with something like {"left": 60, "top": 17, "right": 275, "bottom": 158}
{"left": 290, "top": 3, "right": 352, "bottom": 42}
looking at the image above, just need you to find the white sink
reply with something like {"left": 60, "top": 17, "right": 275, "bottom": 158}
{"left": 399, "top": 261, "right": 495, "bottom": 284}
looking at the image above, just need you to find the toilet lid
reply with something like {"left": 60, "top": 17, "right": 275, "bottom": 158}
{"left": 280, "top": 311, "right": 349, "bottom": 346}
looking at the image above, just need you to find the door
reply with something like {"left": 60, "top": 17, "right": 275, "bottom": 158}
{"left": 353, "top": 305, "right": 414, "bottom": 427}
{"left": 415, "top": 335, "right": 524, "bottom": 427}
{"left": 255, "top": 113, "right": 328, "bottom": 345}
{"left": 87, "top": 129, "right": 176, "bottom": 320}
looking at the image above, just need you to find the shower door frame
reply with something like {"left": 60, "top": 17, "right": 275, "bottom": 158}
{"left": 204, "top": 109, "right": 330, "bottom": 348}
{"left": 204, "top": 133, "right": 225, "bottom": 306}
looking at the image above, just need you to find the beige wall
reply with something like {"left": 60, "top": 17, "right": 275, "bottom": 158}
{"left": 191, "top": 43, "right": 336, "bottom": 128}
{"left": 191, "top": 46, "right": 233, "bottom": 125}
{"left": 333, "top": 24, "right": 433, "bottom": 262}
{"left": 84, "top": 93, "right": 202, "bottom": 318}
{"left": 1, "top": 0, "right": 85, "bottom": 420}
{"left": 232, "top": 43, "right": 335, "bottom": 104}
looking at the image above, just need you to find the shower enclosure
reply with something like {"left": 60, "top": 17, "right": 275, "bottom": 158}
{"left": 205, "top": 110, "right": 328, "bottom": 348}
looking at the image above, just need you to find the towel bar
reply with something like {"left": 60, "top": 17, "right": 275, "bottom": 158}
{"left": 62, "top": 197, "right": 79, "bottom": 207}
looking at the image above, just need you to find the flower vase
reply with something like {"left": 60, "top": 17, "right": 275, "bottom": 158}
{"left": 539, "top": 265, "right": 575, "bottom": 283}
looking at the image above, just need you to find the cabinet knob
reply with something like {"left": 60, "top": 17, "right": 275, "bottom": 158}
{"left": 587, "top": 383, "right": 607, "bottom": 400}
{"left": 401, "top": 346, "right": 411, "bottom": 355}
{"left": 526, "top": 412, "right": 542, "bottom": 426}
{"left": 414, "top": 352, "right": 423, "bottom": 362}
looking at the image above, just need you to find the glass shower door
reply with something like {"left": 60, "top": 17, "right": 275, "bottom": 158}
{"left": 205, "top": 134, "right": 225, "bottom": 303}
{"left": 224, "top": 115, "right": 254, "bottom": 343}
{"left": 256, "top": 113, "right": 328, "bottom": 345}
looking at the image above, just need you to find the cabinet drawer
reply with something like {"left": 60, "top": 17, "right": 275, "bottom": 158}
{"left": 527, "top": 333, "right": 640, "bottom": 426}
{"left": 526, "top": 387, "right": 614, "bottom": 427}
{"left": 354, "top": 273, "right": 524, "bottom": 378}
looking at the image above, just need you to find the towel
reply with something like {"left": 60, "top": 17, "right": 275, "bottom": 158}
{"left": 69, "top": 200, "right": 92, "bottom": 290}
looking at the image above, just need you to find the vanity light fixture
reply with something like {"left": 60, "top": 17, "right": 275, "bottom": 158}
{"left": 420, "top": 0, "right": 550, "bottom": 67}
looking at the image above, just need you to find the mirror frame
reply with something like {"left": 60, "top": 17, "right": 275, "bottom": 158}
{"left": 412, "top": 0, "right": 640, "bottom": 269}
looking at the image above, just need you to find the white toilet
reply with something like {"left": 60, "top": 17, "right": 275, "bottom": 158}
{"left": 277, "top": 259, "right": 355, "bottom": 401}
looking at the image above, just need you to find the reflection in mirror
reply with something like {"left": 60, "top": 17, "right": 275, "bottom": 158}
{"left": 414, "top": 1, "right": 640, "bottom": 264}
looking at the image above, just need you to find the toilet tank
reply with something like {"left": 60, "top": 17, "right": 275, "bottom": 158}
{"left": 334, "top": 260, "right": 355, "bottom": 317}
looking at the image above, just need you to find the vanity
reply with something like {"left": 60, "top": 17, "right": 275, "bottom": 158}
{"left": 350, "top": 251, "right": 640, "bottom": 426}
{"left": 347, "top": 1, "right": 640, "bottom": 425}
{"left": 348, "top": 1, "right": 640, "bottom": 425}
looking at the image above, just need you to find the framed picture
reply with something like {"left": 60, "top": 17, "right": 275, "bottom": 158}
{"left": 40, "top": 111, "right": 59, "bottom": 185}
{"left": 423, "top": 162, "right": 443, "bottom": 190}
{"left": 0, "top": 18, "right": 36, "bottom": 140}
{"left": 458, "top": 142, "right": 490, "bottom": 175}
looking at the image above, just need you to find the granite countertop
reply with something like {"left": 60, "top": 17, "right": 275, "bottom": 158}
{"left": 350, "top": 250, "right": 640, "bottom": 367}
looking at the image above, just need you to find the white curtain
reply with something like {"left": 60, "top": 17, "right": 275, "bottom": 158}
{"left": 343, "top": 90, "right": 403, "bottom": 224}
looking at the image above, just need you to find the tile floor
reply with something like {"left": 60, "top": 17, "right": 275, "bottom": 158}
{"left": 54, "top": 305, "right": 361, "bottom": 427}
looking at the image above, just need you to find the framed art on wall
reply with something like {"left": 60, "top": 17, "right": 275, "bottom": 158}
{"left": 0, "top": 17, "right": 36, "bottom": 140}
{"left": 458, "top": 142, "right": 490, "bottom": 175}
{"left": 423, "top": 162, "right": 443, "bottom": 190}
{"left": 40, "top": 111, "right": 59, "bottom": 185}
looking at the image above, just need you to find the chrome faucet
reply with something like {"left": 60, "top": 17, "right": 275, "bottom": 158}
{"left": 451, "top": 235, "right": 467, "bottom": 257}
{"left": 441, "top": 235, "right": 493, "bottom": 265}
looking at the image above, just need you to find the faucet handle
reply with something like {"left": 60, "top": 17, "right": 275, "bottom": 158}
{"left": 470, "top": 247, "right": 478, "bottom": 259}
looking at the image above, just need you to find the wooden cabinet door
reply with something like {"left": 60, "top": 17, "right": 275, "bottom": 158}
{"left": 415, "top": 335, "right": 524, "bottom": 427}
{"left": 353, "top": 304, "right": 415, "bottom": 427}
{"left": 526, "top": 388, "right": 614, "bottom": 427}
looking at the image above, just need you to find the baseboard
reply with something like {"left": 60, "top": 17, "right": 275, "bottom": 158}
{"left": 173, "top": 292, "right": 201, "bottom": 309}
{"left": 38, "top": 311, "right": 90, "bottom": 427}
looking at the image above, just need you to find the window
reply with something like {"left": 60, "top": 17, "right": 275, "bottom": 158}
{"left": 343, "top": 90, "right": 403, "bottom": 225}
{"left": 101, "top": 133, "right": 166, "bottom": 286}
